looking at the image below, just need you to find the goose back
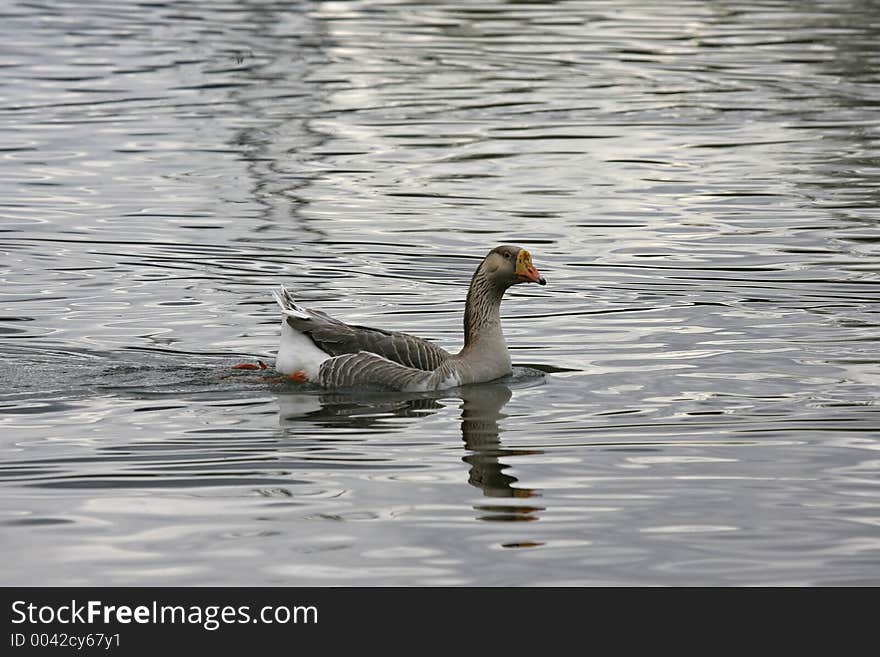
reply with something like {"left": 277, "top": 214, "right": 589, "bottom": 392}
{"left": 285, "top": 315, "right": 450, "bottom": 371}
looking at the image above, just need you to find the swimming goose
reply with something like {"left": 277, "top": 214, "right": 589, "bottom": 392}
{"left": 271, "top": 245, "right": 546, "bottom": 391}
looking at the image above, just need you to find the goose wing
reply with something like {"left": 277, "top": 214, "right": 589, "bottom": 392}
{"left": 298, "top": 321, "right": 449, "bottom": 371}
{"left": 318, "top": 351, "right": 455, "bottom": 391}
{"left": 274, "top": 285, "right": 450, "bottom": 371}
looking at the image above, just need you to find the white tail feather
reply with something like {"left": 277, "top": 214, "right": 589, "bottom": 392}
{"left": 272, "top": 285, "right": 311, "bottom": 320}
{"left": 273, "top": 285, "right": 331, "bottom": 377}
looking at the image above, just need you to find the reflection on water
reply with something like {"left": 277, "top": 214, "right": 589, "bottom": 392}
{"left": 277, "top": 371, "right": 542, "bottom": 512}
{"left": 1, "top": 0, "right": 879, "bottom": 585}
{"left": 460, "top": 383, "right": 544, "bottom": 523}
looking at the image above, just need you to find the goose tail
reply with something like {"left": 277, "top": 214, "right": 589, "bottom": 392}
{"left": 272, "top": 285, "right": 311, "bottom": 320}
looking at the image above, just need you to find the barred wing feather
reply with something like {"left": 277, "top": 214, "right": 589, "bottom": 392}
{"left": 296, "top": 322, "right": 450, "bottom": 371}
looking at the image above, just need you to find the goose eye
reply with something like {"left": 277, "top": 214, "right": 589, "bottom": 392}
{"left": 503, "top": 252, "right": 511, "bottom": 259}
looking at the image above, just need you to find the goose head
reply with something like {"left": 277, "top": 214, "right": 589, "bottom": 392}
{"left": 482, "top": 245, "right": 547, "bottom": 288}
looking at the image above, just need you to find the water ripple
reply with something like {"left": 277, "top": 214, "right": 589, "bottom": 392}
{"left": 0, "top": 0, "right": 878, "bottom": 585}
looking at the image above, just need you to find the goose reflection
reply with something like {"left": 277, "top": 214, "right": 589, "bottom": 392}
{"left": 458, "top": 382, "right": 543, "bottom": 522}
{"left": 274, "top": 379, "right": 541, "bottom": 518}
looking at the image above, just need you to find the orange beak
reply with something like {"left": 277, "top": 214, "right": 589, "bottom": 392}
{"left": 515, "top": 249, "right": 546, "bottom": 285}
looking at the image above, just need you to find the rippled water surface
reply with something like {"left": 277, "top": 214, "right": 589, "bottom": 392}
{"left": 2, "top": 0, "right": 879, "bottom": 585}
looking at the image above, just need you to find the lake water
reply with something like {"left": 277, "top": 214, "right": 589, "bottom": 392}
{"left": 1, "top": 0, "right": 878, "bottom": 586}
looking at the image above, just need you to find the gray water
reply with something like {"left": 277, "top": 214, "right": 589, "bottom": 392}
{"left": 1, "top": 0, "right": 878, "bottom": 586}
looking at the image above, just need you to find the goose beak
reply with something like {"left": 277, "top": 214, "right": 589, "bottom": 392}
{"left": 516, "top": 249, "right": 547, "bottom": 285}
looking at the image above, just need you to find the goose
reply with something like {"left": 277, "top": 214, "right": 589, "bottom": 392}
{"left": 264, "top": 245, "right": 545, "bottom": 391}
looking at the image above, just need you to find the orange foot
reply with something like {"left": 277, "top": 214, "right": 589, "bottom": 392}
{"left": 232, "top": 360, "right": 268, "bottom": 371}
{"left": 287, "top": 370, "right": 309, "bottom": 382}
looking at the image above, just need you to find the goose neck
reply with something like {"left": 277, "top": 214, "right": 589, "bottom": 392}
{"left": 463, "top": 267, "right": 506, "bottom": 349}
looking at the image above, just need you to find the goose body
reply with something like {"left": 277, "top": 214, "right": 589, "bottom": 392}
{"left": 273, "top": 245, "right": 546, "bottom": 391}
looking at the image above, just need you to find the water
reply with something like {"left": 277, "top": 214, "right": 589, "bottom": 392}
{"left": 1, "top": 0, "right": 878, "bottom": 586}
